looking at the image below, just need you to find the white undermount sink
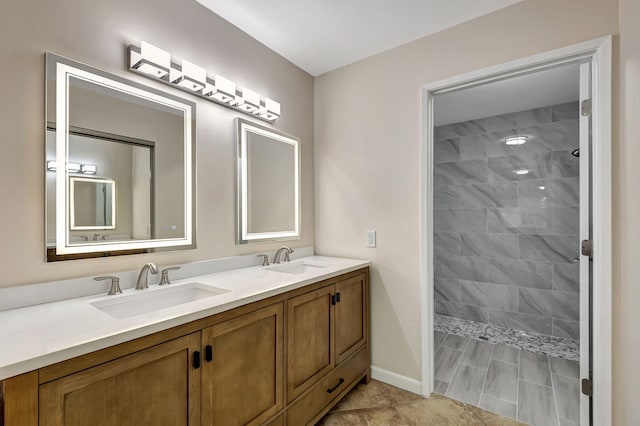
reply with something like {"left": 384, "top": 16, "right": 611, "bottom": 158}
{"left": 91, "top": 282, "right": 229, "bottom": 319}
{"left": 266, "top": 261, "right": 327, "bottom": 275}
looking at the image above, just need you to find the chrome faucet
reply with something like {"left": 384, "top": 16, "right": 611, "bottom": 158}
{"left": 136, "top": 263, "right": 158, "bottom": 290}
{"left": 272, "top": 247, "right": 294, "bottom": 264}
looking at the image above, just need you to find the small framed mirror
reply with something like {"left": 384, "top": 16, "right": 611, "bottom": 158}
{"left": 45, "top": 53, "right": 196, "bottom": 261}
{"left": 236, "top": 118, "right": 300, "bottom": 243}
{"left": 69, "top": 177, "right": 116, "bottom": 230}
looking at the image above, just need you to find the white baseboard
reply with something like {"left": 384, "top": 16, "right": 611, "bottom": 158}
{"left": 370, "top": 365, "right": 423, "bottom": 395}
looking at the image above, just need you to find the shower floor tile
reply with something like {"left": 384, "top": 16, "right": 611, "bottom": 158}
{"left": 434, "top": 331, "right": 581, "bottom": 425}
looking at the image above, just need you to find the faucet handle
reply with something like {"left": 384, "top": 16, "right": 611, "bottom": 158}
{"left": 257, "top": 254, "right": 270, "bottom": 266}
{"left": 159, "top": 266, "right": 181, "bottom": 286}
{"left": 94, "top": 276, "right": 122, "bottom": 295}
{"left": 284, "top": 248, "right": 295, "bottom": 263}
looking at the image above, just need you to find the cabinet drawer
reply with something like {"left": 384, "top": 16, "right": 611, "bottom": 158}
{"left": 286, "top": 348, "right": 367, "bottom": 426}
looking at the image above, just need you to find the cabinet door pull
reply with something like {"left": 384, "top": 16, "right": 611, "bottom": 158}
{"left": 326, "top": 378, "right": 345, "bottom": 394}
{"left": 336, "top": 292, "right": 341, "bottom": 303}
{"left": 331, "top": 294, "right": 337, "bottom": 305}
{"left": 205, "top": 344, "right": 213, "bottom": 362}
{"left": 193, "top": 351, "right": 201, "bottom": 369}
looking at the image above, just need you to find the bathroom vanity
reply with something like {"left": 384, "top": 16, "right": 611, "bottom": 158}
{"left": 0, "top": 257, "right": 369, "bottom": 426}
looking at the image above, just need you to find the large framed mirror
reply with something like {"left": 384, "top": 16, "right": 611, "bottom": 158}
{"left": 45, "top": 53, "right": 196, "bottom": 261}
{"left": 236, "top": 118, "right": 300, "bottom": 244}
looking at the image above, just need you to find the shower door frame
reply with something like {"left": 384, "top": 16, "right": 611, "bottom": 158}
{"left": 419, "top": 36, "right": 612, "bottom": 425}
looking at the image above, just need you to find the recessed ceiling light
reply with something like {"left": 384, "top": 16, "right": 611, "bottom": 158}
{"left": 514, "top": 169, "right": 530, "bottom": 175}
{"left": 505, "top": 136, "right": 528, "bottom": 146}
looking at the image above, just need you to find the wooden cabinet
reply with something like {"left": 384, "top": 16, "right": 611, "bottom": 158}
{"left": 39, "top": 333, "right": 201, "bottom": 426}
{"left": 286, "top": 271, "right": 369, "bottom": 424}
{"left": 0, "top": 267, "right": 369, "bottom": 426}
{"left": 202, "top": 303, "right": 283, "bottom": 426}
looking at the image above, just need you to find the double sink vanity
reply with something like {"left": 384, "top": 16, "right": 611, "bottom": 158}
{"left": 0, "top": 254, "right": 370, "bottom": 426}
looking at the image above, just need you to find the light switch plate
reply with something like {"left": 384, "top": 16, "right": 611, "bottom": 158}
{"left": 366, "top": 230, "right": 376, "bottom": 248}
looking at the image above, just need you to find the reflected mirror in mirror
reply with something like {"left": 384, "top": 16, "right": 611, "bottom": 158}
{"left": 45, "top": 53, "right": 196, "bottom": 261}
{"left": 69, "top": 177, "right": 116, "bottom": 230}
{"left": 236, "top": 118, "right": 300, "bottom": 243}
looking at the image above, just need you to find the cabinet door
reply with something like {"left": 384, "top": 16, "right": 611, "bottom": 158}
{"left": 286, "top": 285, "right": 334, "bottom": 402}
{"left": 335, "top": 273, "right": 367, "bottom": 364}
{"left": 202, "top": 303, "right": 283, "bottom": 426}
{"left": 39, "top": 333, "right": 201, "bottom": 426}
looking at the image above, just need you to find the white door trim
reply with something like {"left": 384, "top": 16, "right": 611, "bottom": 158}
{"left": 419, "top": 36, "right": 612, "bottom": 425}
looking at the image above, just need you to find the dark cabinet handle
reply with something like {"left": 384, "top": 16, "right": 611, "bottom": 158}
{"left": 326, "top": 378, "right": 345, "bottom": 394}
{"left": 205, "top": 344, "right": 213, "bottom": 362}
{"left": 331, "top": 294, "right": 337, "bottom": 305}
{"left": 193, "top": 351, "right": 201, "bottom": 369}
{"left": 336, "top": 292, "right": 341, "bottom": 303}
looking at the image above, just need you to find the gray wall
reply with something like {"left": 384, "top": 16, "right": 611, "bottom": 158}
{"left": 433, "top": 102, "right": 580, "bottom": 340}
{"left": 0, "top": 0, "right": 314, "bottom": 287}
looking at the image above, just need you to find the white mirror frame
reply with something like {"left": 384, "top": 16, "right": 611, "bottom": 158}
{"left": 69, "top": 177, "right": 116, "bottom": 230}
{"left": 53, "top": 60, "right": 195, "bottom": 254}
{"left": 236, "top": 118, "right": 300, "bottom": 243}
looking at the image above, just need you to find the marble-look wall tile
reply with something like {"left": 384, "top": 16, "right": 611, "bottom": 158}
{"left": 488, "top": 259, "right": 552, "bottom": 289}
{"left": 434, "top": 104, "right": 579, "bottom": 340}
{"left": 489, "top": 310, "right": 552, "bottom": 335}
{"left": 552, "top": 150, "right": 579, "bottom": 177}
{"left": 434, "top": 232, "right": 460, "bottom": 255}
{"left": 488, "top": 152, "right": 552, "bottom": 182}
{"left": 518, "top": 119, "right": 579, "bottom": 151}
{"left": 434, "top": 138, "right": 460, "bottom": 163}
{"left": 553, "top": 374, "right": 580, "bottom": 423}
{"left": 488, "top": 207, "right": 553, "bottom": 233}
{"left": 436, "top": 300, "right": 489, "bottom": 323}
{"left": 435, "top": 159, "right": 488, "bottom": 186}
{"left": 518, "top": 177, "right": 580, "bottom": 208}
{"left": 553, "top": 207, "right": 579, "bottom": 235}
{"left": 460, "top": 280, "right": 519, "bottom": 311}
{"left": 519, "top": 288, "right": 579, "bottom": 321}
{"left": 459, "top": 130, "right": 516, "bottom": 160}
{"left": 457, "top": 182, "right": 518, "bottom": 208}
{"left": 460, "top": 233, "right": 518, "bottom": 259}
{"left": 488, "top": 107, "right": 552, "bottom": 132}
{"left": 553, "top": 263, "right": 579, "bottom": 293}
{"left": 552, "top": 101, "right": 579, "bottom": 122}
{"left": 435, "top": 255, "right": 488, "bottom": 282}
{"left": 434, "top": 186, "right": 459, "bottom": 208}
{"left": 435, "top": 277, "right": 462, "bottom": 303}
{"left": 434, "top": 208, "right": 487, "bottom": 233}
{"left": 553, "top": 319, "right": 580, "bottom": 340}
{"left": 519, "top": 235, "right": 579, "bottom": 263}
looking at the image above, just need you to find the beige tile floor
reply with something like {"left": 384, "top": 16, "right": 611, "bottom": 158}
{"left": 317, "top": 379, "right": 525, "bottom": 425}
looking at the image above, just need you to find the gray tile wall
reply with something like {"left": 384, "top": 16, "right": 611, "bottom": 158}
{"left": 433, "top": 102, "right": 580, "bottom": 340}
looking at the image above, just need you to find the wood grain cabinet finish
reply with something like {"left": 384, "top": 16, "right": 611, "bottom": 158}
{"left": 0, "top": 267, "right": 369, "bottom": 426}
{"left": 202, "top": 303, "right": 283, "bottom": 426}
{"left": 39, "top": 333, "right": 201, "bottom": 426}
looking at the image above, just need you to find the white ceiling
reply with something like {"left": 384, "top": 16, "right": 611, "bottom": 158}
{"left": 434, "top": 63, "right": 581, "bottom": 125}
{"left": 195, "top": 0, "right": 524, "bottom": 76}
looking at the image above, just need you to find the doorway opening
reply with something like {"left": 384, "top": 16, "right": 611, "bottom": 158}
{"left": 420, "top": 37, "right": 612, "bottom": 426}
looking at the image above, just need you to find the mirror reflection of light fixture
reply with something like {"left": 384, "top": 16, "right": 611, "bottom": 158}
{"left": 127, "top": 42, "right": 280, "bottom": 122}
{"left": 513, "top": 169, "right": 530, "bottom": 175}
{"left": 47, "top": 160, "right": 96, "bottom": 175}
{"left": 505, "top": 135, "right": 528, "bottom": 145}
{"left": 130, "top": 41, "right": 171, "bottom": 79}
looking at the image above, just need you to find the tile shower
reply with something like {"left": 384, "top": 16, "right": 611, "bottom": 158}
{"left": 433, "top": 102, "right": 581, "bottom": 361}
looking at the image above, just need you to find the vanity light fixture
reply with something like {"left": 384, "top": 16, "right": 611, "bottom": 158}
{"left": 130, "top": 41, "right": 171, "bottom": 79}
{"left": 514, "top": 169, "right": 530, "bottom": 175}
{"left": 171, "top": 60, "right": 206, "bottom": 92}
{"left": 127, "top": 42, "right": 280, "bottom": 122}
{"left": 505, "top": 135, "right": 528, "bottom": 145}
{"left": 47, "top": 161, "right": 96, "bottom": 174}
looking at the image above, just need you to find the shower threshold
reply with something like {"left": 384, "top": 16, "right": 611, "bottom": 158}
{"left": 434, "top": 314, "right": 579, "bottom": 360}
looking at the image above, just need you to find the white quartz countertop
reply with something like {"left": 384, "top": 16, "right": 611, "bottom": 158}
{"left": 0, "top": 256, "right": 369, "bottom": 380}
